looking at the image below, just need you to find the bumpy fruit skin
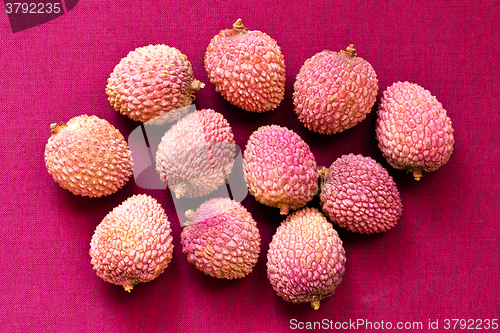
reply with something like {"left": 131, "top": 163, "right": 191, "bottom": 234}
{"left": 243, "top": 125, "right": 318, "bottom": 215}
{"left": 205, "top": 19, "right": 286, "bottom": 112}
{"left": 106, "top": 44, "right": 204, "bottom": 124}
{"left": 376, "top": 81, "right": 455, "bottom": 180}
{"left": 267, "top": 207, "right": 346, "bottom": 310}
{"left": 293, "top": 45, "right": 378, "bottom": 134}
{"left": 155, "top": 109, "right": 235, "bottom": 199}
{"left": 181, "top": 198, "right": 261, "bottom": 279}
{"left": 319, "top": 154, "right": 403, "bottom": 234}
{"left": 89, "top": 194, "right": 174, "bottom": 292}
{"left": 44, "top": 115, "right": 133, "bottom": 197}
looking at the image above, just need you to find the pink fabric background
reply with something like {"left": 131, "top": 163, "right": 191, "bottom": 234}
{"left": 1, "top": 1, "right": 499, "bottom": 332}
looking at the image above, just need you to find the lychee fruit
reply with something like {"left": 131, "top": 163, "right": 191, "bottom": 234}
{"left": 293, "top": 45, "right": 378, "bottom": 134}
{"left": 155, "top": 109, "right": 236, "bottom": 199}
{"left": 375, "top": 81, "right": 455, "bottom": 180}
{"left": 44, "top": 115, "right": 133, "bottom": 198}
{"left": 267, "top": 207, "right": 346, "bottom": 310}
{"left": 106, "top": 44, "right": 204, "bottom": 124}
{"left": 319, "top": 154, "right": 403, "bottom": 234}
{"left": 89, "top": 194, "right": 174, "bottom": 292}
{"left": 204, "top": 19, "right": 286, "bottom": 113}
{"left": 243, "top": 125, "right": 318, "bottom": 215}
{"left": 180, "top": 197, "right": 261, "bottom": 279}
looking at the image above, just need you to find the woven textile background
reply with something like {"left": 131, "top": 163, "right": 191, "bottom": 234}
{"left": 1, "top": 1, "right": 499, "bottom": 332}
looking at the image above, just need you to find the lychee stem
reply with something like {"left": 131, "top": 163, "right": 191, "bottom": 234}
{"left": 174, "top": 181, "right": 187, "bottom": 199}
{"left": 343, "top": 44, "right": 357, "bottom": 58}
{"left": 310, "top": 295, "right": 321, "bottom": 310}
{"left": 191, "top": 80, "right": 205, "bottom": 93}
{"left": 318, "top": 167, "right": 330, "bottom": 180}
{"left": 50, "top": 122, "right": 66, "bottom": 135}
{"left": 185, "top": 80, "right": 205, "bottom": 104}
{"left": 317, "top": 167, "right": 330, "bottom": 195}
{"left": 184, "top": 209, "right": 196, "bottom": 222}
{"left": 122, "top": 279, "right": 138, "bottom": 293}
{"left": 412, "top": 168, "right": 423, "bottom": 181}
{"left": 279, "top": 204, "right": 289, "bottom": 215}
{"left": 233, "top": 19, "right": 244, "bottom": 30}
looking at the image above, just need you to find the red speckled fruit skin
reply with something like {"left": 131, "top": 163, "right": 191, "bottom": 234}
{"left": 293, "top": 45, "right": 378, "bottom": 134}
{"left": 180, "top": 198, "right": 261, "bottom": 279}
{"left": 320, "top": 154, "right": 403, "bottom": 234}
{"left": 155, "top": 109, "right": 235, "bottom": 199}
{"left": 243, "top": 125, "right": 318, "bottom": 215}
{"left": 376, "top": 81, "right": 455, "bottom": 180}
{"left": 106, "top": 44, "right": 204, "bottom": 124}
{"left": 204, "top": 20, "right": 286, "bottom": 113}
{"left": 267, "top": 208, "right": 346, "bottom": 310}
{"left": 44, "top": 115, "right": 133, "bottom": 198}
{"left": 89, "top": 194, "right": 174, "bottom": 292}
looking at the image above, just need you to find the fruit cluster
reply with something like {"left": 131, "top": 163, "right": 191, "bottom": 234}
{"left": 44, "top": 19, "right": 455, "bottom": 309}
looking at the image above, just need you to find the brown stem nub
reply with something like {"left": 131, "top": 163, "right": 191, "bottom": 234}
{"left": 184, "top": 209, "right": 196, "bottom": 225}
{"left": 412, "top": 168, "right": 423, "bottom": 181}
{"left": 50, "top": 123, "right": 66, "bottom": 135}
{"left": 174, "top": 181, "right": 188, "bottom": 199}
{"left": 310, "top": 295, "right": 321, "bottom": 310}
{"left": 233, "top": 19, "right": 244, "bottom": 30}
{"left": 122, "top": 279, "right": 138, "bottom": 292}
{"left": 279, "top": 204, "right": 289, "bottom": 215}
{"left": 344, "top": 44, "right": 357, "bottom": 58}
{"left": 190, "top": 80, "right": 205, "bottom": 93}
{"left": 318, "top": 167, "right": 330, "bottom": 180}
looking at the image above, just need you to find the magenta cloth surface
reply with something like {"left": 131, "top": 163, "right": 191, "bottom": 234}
{"left": 1, "top": 1, "right": 499, "bottom": 332}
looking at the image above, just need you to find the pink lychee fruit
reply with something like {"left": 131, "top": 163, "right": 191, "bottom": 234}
{"left": 375, "top": 81, "right": 455, "bottom": 180}
{"left": 267, "top": 207, "right": 346, "bottom": 310}
{"left": 319, "top": 154, "right": 403, "bottom": 234}
{"left": 181, "top": 197, "right": 261, "bottom": 279}
{"left": 243, "top": 125, "right": 318, "bottom": 215}
{"left": 205, "top": 19, "right": 286, "bottom": 112}
{"left": 89, "top": 194, "right": 174, "bottom": 292}
{"left": 44, "top": 115, "right": 133, "bottom": 197}
{"left": 293, "top": 45, "right": 378, "bottom": 134}
{"left": 106, "top": 44, "right": 204, "bottom": 124}
{"left": 155, "top": 109, "right": 236, "bottom": 199}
